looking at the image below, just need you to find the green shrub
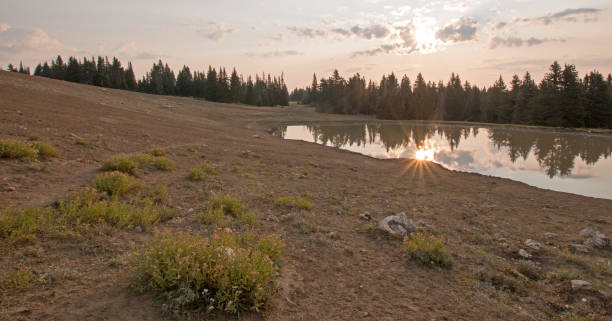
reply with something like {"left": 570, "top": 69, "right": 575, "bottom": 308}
{"left": 101, "top": 156, "right": 138, "bottom": 174}
{"left": 93, "top": 171, "right": 142, "bottom": 196}
{"left": 0, "top": 269, "right": 36, "bottom": 290}
{"left": 188, "top": 162, "right": 217, "bottom": 181}
{"left": 75, "top": 137, "right": 92, "bottom": 147}
{"left": 149, "top": 184, "right": 168, "bottom": 204}
{"left": 31, "top": 141, "right": 60, "bottom": 158}
{"left": 274, "top": 196, "right": 312, "bottom": 211}
{"left": 0, "top": 207, "right": 54, "bottom": 244}
{"left": 403, "top": 233, "right": 453, "bottom": 268}
{"left": 199, "top": 208, "right": 230, "bottom": 228}
{"left": 131, "top": 231, "right": 281, "bottom": 313}
{"left": 131, "top": 153, "right": 153, "bottom": 166}
{"left": 517, "top": 261, "right": 542, "bottom": 280}
{"left": 0, "top": 139, "right": 38, "bottom": 160}
{"left": 149, "top": 149, "right": 165, "bottom": 157}
{"left": 547, "top": 268, "right": 583, "bottom": 282}
{"left": 151, "top": 156, "right": 175, "bottom": 171}
{"left": 59, "top": 189, "right": 174, "bottom": 229}
{"left": 257, "top": 234, "right": 284, "bottom": 265}
{"left": 200, "top": 196, "right": 255, "bottom": 227}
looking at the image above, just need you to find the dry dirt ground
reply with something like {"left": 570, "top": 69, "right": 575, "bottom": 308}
{"left": 0, "top": 70, "right": 610, "bottom": 321}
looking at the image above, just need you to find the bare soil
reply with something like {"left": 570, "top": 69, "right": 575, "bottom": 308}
{"left": 1, "top": 71, "right": 610, "bottom": 320}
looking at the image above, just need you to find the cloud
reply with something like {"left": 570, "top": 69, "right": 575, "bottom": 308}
{"left": 268, "top": 33, "right": 285, "bottom": 41}
{"left": 435, "top": 17, "right": 477, "bottom": 42}
{"left": 350, "top": 24, "right": 391, "bottom": 39}
{"left": 489, "top": 36, "right": 565, "bottom": 49}
{"left": 493, "top": 7, "right": 603, "bottom": 30}
{"left": 350, "top": 24, "right": 418, "bottom": 57}
{"left": 0, "top": 24, "right": 10, "bottom": 32}
{"left": 0, "top": 27, "right": 62, "bottom": 54}
{"left": 529, "top": 8, "right": 602, "bottom": 25}
{"left": 195, "top": 22, "right": 235, "bottom": 41}
{"left": 287, "top": 26, "right": 326, "bottom": 39}
{"left": 330, "top": 24, "right": 391, "bottom": 40}
{"left": 246, "top": 50, "right": 303, "bottom": 58}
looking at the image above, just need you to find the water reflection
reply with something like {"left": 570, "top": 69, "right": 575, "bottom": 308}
{"left": 276, "top": 123, "right": 612, "bottom": 199}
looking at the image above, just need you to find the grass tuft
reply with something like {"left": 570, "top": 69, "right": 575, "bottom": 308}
{"left": 131, "top": 231, "right": 282, "bottom": 314}
{"left": 200, "top": 196, "right": 256, "bottom": 227}
{"left": 0, "top": 139, "right": 39, "bottom": 160}
{"left": 188, "top": 162, "right": 218, "bottom": 181}
{"left": 0, "top": 207, "right": 54, "bottom": 244}
{"left": 403, "top": 233, "right": 453, "bottom": 269}
{"left": 101, "top": 155, "right": 138, "bottom": 174}
{"left": 0, "top": 269, "right": 37, "bottom": 290}
{"left": 31, "top": 141, "right": 60, "bottom": 158}
{"left": 149, "top": 149, "right": 165, "bottom": 157}
{"left": 151, "top": 156, "right": 175, "bottom": 171}
{"left": 274, "top": 196, "right": 313, "bottom": 211}
{"left": 93, "top": 171, "right": 142, "bottom": 196}
{"left": 75, "top": 137, "right": 92, "bottom": 147}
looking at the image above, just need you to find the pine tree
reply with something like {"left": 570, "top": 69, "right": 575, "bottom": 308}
{"left": 125, "top": 62, "right": 137, "bottom": 91}
{"left": 229, "top": 68, "right": 241, "bottom": 103}
{"left": 176, "top": 65, "right": 193, "bottom": 96}
{"left": 583, "top": 71, "right": 611, "bottom": 128}
{"left": 205, "top": 66, "right": 218, "bottom": 101}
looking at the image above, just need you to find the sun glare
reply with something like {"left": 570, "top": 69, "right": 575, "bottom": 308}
{"left": 415, "top": 148, "right": 435, "bottom": 161}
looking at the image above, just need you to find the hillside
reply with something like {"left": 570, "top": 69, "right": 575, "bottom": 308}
{"left": 0, "top": 70, "right": 610, "bottom": 321}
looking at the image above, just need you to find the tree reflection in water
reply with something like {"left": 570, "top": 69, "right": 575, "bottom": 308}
{"left": 277, "top": 124, "right": 612, "bottom": 179}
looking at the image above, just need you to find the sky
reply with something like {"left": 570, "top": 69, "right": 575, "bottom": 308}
{"left": 1, "top": 0, "right": 611, "bottom": 89}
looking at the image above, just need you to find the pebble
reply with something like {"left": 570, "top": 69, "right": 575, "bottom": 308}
{"left": 518, "top": 249, "right": 532, "bottom": 259}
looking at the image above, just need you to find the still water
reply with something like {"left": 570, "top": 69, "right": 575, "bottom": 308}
{"left": 276, "top": 123, "right": 612, "bottom": 200}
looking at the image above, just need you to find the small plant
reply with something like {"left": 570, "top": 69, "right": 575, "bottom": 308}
{"left": 476, "top": 269, "right": 522, "bottom": 293}
{"left": 516, "top": 261, "right": 542, "bottom": 280}
{"left": 0, "top": 206, "right": 54, "bottom": 244}
{"left": 547, "top": 268, "right": 583, "bottom": 282}
{"left": 188, "top": 162, "right": 218, "bottom": 181}
{"left": 101, "top": 155, "right": 138, "bottom": 174}
{"left": 131, "top": 231, "right": 282, "bottom": 314}
{"left": 149, "top": 184, "right": 168, "bottom": 204}
{"left": 31, "top": 141, "right": 60, "bottom": 158}
{"left": 131, "top": 153, "right": 153, "bottom": 166}
{"left": 403, "top": 233, "right": 453, "bottom": 268}
{"left": 149, "top": 149, "right": 165, "bottom": 157}
{"left": 274, "top": 196, "right": 313, "bottom": 211}
{"left": 0, "top": 269, "right": 37, "bottom": 290}
{"left": 257, "top": 234, "right": 284, "bottom": 265}
{"left": 75, "top": 138, "right": 92, "bottom": 148}
{"left": 151, "top": 156, "right": 175, "bottom": 171}
{"left": 200, "top": 196, "right": 256, "bottom": 227}
{"left": 93, "top": 171, "right": 142, "bottom": 196}
{"left": 0, "top": 139, "right": 39, "bottom": 160}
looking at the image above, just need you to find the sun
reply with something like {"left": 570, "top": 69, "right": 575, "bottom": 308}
{"left": 415, "top": 148, "right": 434, "bottom": 161}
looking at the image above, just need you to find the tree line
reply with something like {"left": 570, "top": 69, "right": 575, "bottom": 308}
{"left": 6, "top": 56, "right": 289, "bottom": 107}
{"left": 290, "top": 62, "right": 612, "bottom": 129}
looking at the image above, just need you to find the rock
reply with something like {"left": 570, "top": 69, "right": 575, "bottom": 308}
{"left": 570, "top": 244, "right": 590, "bottom": 253}
{"left": 524, "top": 239, "right": 542, "bottom": 251}
{"left": 265, "top": 215, "right": 280, "bottom": 223}
{"left": 544, "top": 232, "right": 557, "bottom": 239}
{"left": 359, "top": 212, "right": 372, "bottom": 221}
{"left": 378, "top": 212, "right": 417, "bottom": 237}
{"left": 187, "top": 208, "right": 194, "bottom": 213}
{"left": 580, "top": 228, "right": 611, "bottom": 248}
{"left": 134, "top": 226, "right": 143, "bottom": 233}
{"left": 518, "top": 249, "right": 532, "bottom": 259}
{"left": 571, "top": 280, "right": 593, "bottom": 291}
{"left": 328, "top": 231, "right": 340, "bottom": 240}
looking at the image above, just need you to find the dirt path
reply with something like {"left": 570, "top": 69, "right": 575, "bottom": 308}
{"left": 1, "top": 71, "right": 610, "bottom": 321}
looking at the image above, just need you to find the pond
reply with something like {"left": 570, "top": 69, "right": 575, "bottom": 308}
{"left": 275, "top": 123, "right": 612, "bottom": 200}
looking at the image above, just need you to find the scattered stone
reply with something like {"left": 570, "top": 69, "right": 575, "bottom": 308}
{"left": 253, "top": 134, "right": 261, "bottom": 139}
{"left": 187, "top": 208, "right": 194, "bottom": 214}
{"left": 359, "top": 212, "right": 372, "bottom": 221}
{"left": 571, "top": 280, "right": 594, "bottom": 291}
{"left": 378, "top": 212, "right": 417, "bottom": 237}
{"left": 328, "top": 231, "right": 340, "bottom": 240}
{"left": 570, "top": 244, "right": 590, "bottom": 253}
{"left": 544, "top": 232, "right": 557, "bottom": 239}
{"left": 518, "top": 249, "right": 532, "bottom": 259}
{"left": 134, "top": 226, "right": 143, "bottom": 233}
{"left": 265, "top": 215, "right": 280, "bottom": 223}
{"left": 580, "top": 228, "right": 611, "bottom": 248}
{"left": 524, "top": 239, "right": 542, "bottom": 251}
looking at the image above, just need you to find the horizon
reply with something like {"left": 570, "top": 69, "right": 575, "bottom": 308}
{"left": 1, "top": 1, "right": 612, "bottom": 89}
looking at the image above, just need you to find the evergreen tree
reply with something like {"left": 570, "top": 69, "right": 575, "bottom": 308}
{"left": 229, "top": 68, "right": 242, "bottom": 103}
{"left": 176, "top": 65, "right": 193, "bottom": 96}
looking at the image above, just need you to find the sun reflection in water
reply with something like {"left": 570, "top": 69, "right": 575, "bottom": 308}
{"left": 415, "top": 147, "right": 435, "bottom": 161}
